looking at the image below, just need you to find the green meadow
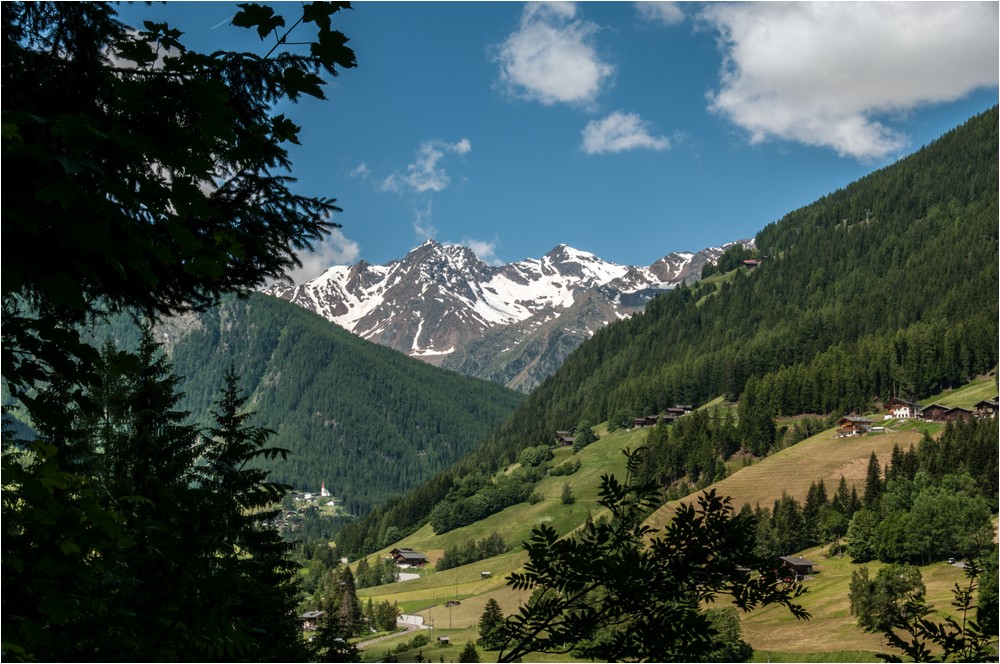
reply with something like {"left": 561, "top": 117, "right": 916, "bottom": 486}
{"left": 354, "top": 396, "right": 993, "bottom": 662}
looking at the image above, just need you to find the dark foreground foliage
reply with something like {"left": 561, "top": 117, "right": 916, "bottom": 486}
{"left": 497, "top": 449, "right": 809, "bottom": 662}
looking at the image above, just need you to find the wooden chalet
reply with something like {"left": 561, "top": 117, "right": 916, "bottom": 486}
{"left": 631, "top": 406, "right": 692, "bottom": 429}
{"left": 974, "top": 397, "right": 998, "bottom": 419}
{"left": 390, "top": 548, "right": 428, "bottom": 567}
{"left": 884, "top": 396, "right": 921, "bottom": 419}
{"left": 300, "top": 610, "right": 325, "bottom": 631}
{"left": 837, "top": 416, "right": 873, "bottom": 437}
{"left": 778, "top": 556, "right": 816, "bottom": 581}
{"left": 942, "top": 406, "right": 973, "bottom": 422}
{"left": 919, "top": 404, "right": 949, "bottom": 422}
{"left": 554, "top": 430, "right": 576, "bottom": 446}
{"left": 632, "top": 415, "right": 661, "bottom": 429}
{"left": 742, "top": 259, "right": 761, "bottom": 269}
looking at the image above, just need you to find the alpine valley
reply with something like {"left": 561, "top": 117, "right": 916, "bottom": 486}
{"left": 265, "top": 241, "right": 747, "bottom": 392}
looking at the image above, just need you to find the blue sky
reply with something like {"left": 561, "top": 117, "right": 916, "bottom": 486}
{"left": 115, "top": 2, "right": 998, "bottom": 280}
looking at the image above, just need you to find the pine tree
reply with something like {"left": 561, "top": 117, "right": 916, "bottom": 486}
{"left": 863, "top": 452, "right": 884, "bottom": 509}
{"left": 197, "top": 366, "right": 309, "bottom": 660}
{"left": 802, "top": 480, "right": 829, "bottom": 547}
{"left": 3, "top": 336, "right": 309, "bottom": 661}
{"left": 478, "top": 598, "right": 506, "bottom": 649}
{"left": 356, "top": 557, "right": 372, "bottom": 588}
{"left": 327, "top": 564, "right": 364, "bottom": 637}
{"left": 460, "top": 641, "right": 482, "bottom": 663}
{"left": 313, "top": 610, "right": 361, "bottom": 663}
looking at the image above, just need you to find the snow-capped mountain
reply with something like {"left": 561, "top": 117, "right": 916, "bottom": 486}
{"left": 265, "top": 239, "right": 747, "bottom": 391}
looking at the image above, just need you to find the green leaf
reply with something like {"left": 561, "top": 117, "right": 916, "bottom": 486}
{"left": 310, "top": 27, "right": 356, "bottom": 71}
{"left": 269, "top": 114, "right": 301, "bottom": 145}
{"left": 232, "top": 3, "right": 285, "bottom": 40}
{"left": 301, "top": 2, "right": 351, "bottom": 32}
{"left": 281, "top": 66, "right": 325, "bottom": 100}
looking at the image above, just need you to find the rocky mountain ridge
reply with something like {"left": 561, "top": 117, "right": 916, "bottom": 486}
{"left": 266, "top": 239, "right": 749, "bottom": 391}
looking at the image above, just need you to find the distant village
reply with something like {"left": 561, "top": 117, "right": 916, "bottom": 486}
{"left": 276, "top": 482, "right": 348, "bottom": 536}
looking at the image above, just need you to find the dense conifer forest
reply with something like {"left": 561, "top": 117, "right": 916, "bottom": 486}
{"left": 95, "top": 293, "right": 525, "bottom": 515}
{"left": 337, "top": 107, "right": 998, "bottom": 559}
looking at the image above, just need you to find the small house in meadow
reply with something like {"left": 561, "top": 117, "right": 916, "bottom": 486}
{"left": 390, "top": 548, "right": 428, "bottom": 567}
{"left": 884, "top": 396, "right": 921, "bottom": 419}
{"left": 837, "top": 416, "right": 873, "bottom": 437}
{"left": 778, "top": 556, "right": 816, "bottom": 581}
{"left": 554, "top": 430, "right": 576, "bottom": 446}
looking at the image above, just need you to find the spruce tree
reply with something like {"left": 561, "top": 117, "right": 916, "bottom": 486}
{"left": 460, "top": 641, "right": 482, "bottom": 663}
{"left": 863, "top": 452, "right": 884, "bottom": 509}
{"left": 478, "top": 598, "right": 506, "bottom": 649}
{"left": 195, "top": 365, "right": 309, "bottom": 660}
{"left": 326, "top": 564, "right": 364, "bottom": 637}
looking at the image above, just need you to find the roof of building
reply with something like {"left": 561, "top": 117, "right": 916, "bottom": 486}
{"left": 886, "top": 396, "right": 921, "bottom": 407}
{"left": 395, "top": 550, "right": 428, "bottom": 561}
{"left": 779, "top": 555, "right": 816, "bottom": 567}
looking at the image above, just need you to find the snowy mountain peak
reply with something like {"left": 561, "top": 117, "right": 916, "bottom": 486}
{"left": 264, "top": 240, "right": 749, "bottom": 390}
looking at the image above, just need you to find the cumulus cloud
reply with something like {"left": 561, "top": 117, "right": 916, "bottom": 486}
{"left": 635, "top": 2, "right": 685, "bottom": 26}
{"left": 581, "top": 111, "right": 670, "bottom": 154}
{"left": 285, "top": 229, "right": 361, "bottom": 284}
{"left": 380, "top": 138, "right": 472, "bottom": 194}
{"left": 349, "top": 163, "right": 370, "bottom": 179}
{"left": 701, "top": 2, "right": 999, "bottom": 160}
{"left": 495, "top": 2, "right": 615, "bottom": 107}
{"left": 461, "top": 237, "right": 504, "bottom": 266}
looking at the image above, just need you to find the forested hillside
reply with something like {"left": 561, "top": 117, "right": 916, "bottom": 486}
{"left": 102, "top": 294, "right": 525, "bottom": 515}
{"left": 337, "top": 107, "right": 998, "bottom": 557}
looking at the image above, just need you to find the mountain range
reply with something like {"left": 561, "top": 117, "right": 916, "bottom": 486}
{"left": 266, "top": 241, "right": 746, "bottom": 391}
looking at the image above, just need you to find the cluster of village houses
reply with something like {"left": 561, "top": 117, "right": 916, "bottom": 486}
{"left": 838, "top": 396, "right": 998, "bottom": 437}
{"left": 553, "top": 405, "right": 695, "bottom": 446}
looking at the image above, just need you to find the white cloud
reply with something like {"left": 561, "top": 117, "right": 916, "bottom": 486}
{"left": 495, "top": 2, "right": 615, "bottom": 107}
{"left": 461, "top": 238, "right": 504, "bottom": 266}
{"left": 413, "top": 201, "right": 437, "bottom": 242}
{"left": 581, "top": 111, "right": 670, "bottom": 154}
{"left": 285, "top": 229, "right": 361, "bottom": 284}
{"left": 381, "top": 139, "right": 472, "bottom": 194}
{"left": 635, "top": 2, "right": 685, "bottom": 26}
{"left": 701, "top": 2, "right": 999, "bottom": 160}
{"left": 349, "top": 163, "right": 370, "bottom": 179}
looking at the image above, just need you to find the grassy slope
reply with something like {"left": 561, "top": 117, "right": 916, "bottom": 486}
{"left": 354, "top": 380, "right": 996, "bottom": 661}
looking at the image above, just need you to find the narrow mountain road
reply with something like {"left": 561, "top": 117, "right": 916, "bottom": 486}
{"left": 356, "top": 621, "right": 419, "bottom": 650}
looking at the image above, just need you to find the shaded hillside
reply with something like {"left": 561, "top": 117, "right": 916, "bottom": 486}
{"left": 122, "top": 294, "right": 524, "bottom": 515}
{"left": 337, "top": 107, "right": 998, "bottom": 555}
